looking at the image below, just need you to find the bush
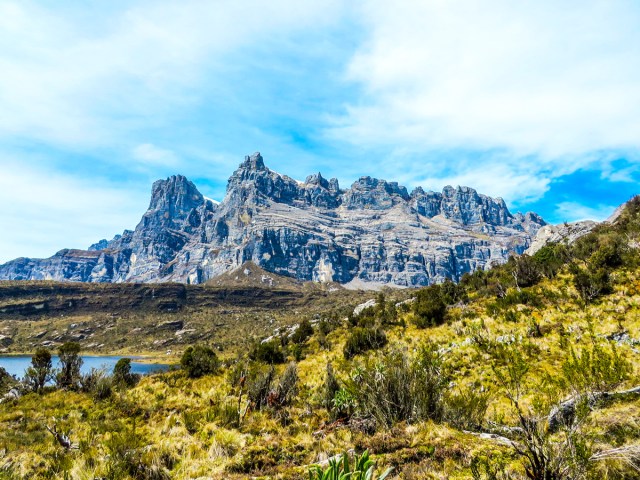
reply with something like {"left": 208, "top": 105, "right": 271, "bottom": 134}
{"left": 533, "top": 243, "right": 571, "bottom": 278}
{"left": 181, "top": 345, "right": 220, "bottom": 378}
{"left": 24, "top": 347, "right": 53, "bottom": 393}
{"left": 308, "top": 450, "right": 393, "bottom": 480}
{"left": 56, "top": 342, "right": 83, "bottom": 390}
{"left": 323, "top": 363, "right": 341, "bottom": 417}
{"left": 343, "top": 327, "right": 387, "bottom": 359}
{"left": 268, "top": 362, "right": 298, "bottom": 409}
{"left": 571, "top": 265, "right": 612, "bottom": 303}
{"left": 249, "top": 339, "right": 286, "bottom": 364}
{"left": 0, "top": 367, "right": 17, "bottom": 396}
{"left": 507, "top": 254, "right": 542, "bottom": 288}
{"left": 290, "top": 319, "right": 313, "bottom": 344}
{"left": 113, "top": 358, "right": 140, "bottom": 388}
{"left": 562, "top": 340, "right": 632, "bottom": 394}
{"left": 80, "top": 368, "right": 113, "bottom": 401}
{"left": 346, "top": 343, "right": 448, "bottom": 428}
{"left": 412, "top": 285, "right": 448, "bottom": 327}
{"left": 444, "top": 385, "right": 491, "bottom": 430}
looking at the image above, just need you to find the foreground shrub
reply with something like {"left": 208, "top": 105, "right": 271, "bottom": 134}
{"left": 56, "top": 342, "right": 82, "bottom": 390}
{"left": 571, "top": 265, "right": 612, "bottom": 304}
{"left": 113, "top": 358, "right": 140, "bottom": 388}
{"left": 346, "top": 343, "right": 448, "bottom": 428}
{"left": 0, "top": 367, "right": 17, "bottom": 396}
{"left": 561, "top": 339, "right": 632, "bottom": 394}
{"left": 290, "top": 319, "right": 313, "bottom": 344}
{"left": 343, "top": 327, "right": 387, "bottom": 359}
{"left": 308, "top": 450, "right": 393, "bottom": 480}
{"left": 249, "top": 339, "right": 286, "bottom": 364}
{"left": 413, "top": 285, "right": 446, "bottom": 324}
{"left": 80, "top": 368, "right": 113, "bottom": 401}
{"left": 181, "top": 345, "right": 220, "bottom": 378}
{"left": 24, "top": 347, "right": 53, "bottom": 393}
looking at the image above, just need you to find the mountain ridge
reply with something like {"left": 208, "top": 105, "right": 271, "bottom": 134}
{"left": 0, "top": 152, "right": 546, "bottom": 287}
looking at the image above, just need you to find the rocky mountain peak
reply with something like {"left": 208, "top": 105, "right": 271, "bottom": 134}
{"left": 241, "top": 152, "right": 266, "bottom": 171}
{"left": 305, "top": 172, "right": 329, "bottom": 189}
{"left": 149, "top": 175, "right": 203, "bottom": 215}
{"left": 0, "top": 152, "right": 549, "bottom": 287}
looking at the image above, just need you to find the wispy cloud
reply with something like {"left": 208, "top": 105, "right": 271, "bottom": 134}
{"left": 132, "top": 144, "right": 179, "bottom": 168}
{"left": 555, "top": 202, "right": 617, "bottom": 223}
{"left": 0, "top": 162, "right": 149, "bottom": 263}
{"left": 327, "top": 0, "right": 640, "bottom": 201}
{"left": 0, "top": 0, "right": 639, "bottom": 262}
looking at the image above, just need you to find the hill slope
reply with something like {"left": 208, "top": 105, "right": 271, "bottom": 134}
{"left": 1, "top": 198, "right": 639, "bottom": 479}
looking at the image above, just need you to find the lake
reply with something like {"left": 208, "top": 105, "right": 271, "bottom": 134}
{"left": 0, "top": 355, "right": 173, "bottom": 379}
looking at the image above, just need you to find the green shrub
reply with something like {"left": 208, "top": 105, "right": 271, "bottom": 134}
{"left": 24, "top": 347, "right": 53, "bottom": 393}
{"left": 412, "top": 283, "right": 458, "bottom": 327}
{"left": 562, "top": 340, "right": 632, "bottom": 394}
{"left": 55, "top": 342, "right": 82, "bottom": 390}
{"left": 290, "top": 319, "right": 313, "bottom": 344}
{"left": 343, "top": 327, "right": 387, "bottom": 359}
{"left": 323, "top": 363, "right": 341, "bottom": 417}
{"left": 80, "top": 368, "right": 113, "bottom": 401}
{"left": 113, "top": 358, "right": 140, "bottom": 388}
{"left": 0, "top": 366, "right": 17, "bottom": 396}
{"left": 181, "top": 345, "right": 220, "bottom": 378}
{"left": 346, "top": 343, "right": 448, "bottom": 428}
{"left": 308, "top": 450, "right": 393, "bottom": 480}
{"left": 571, "top": 265, "right": 612, "bottom": 303}
{"left": 249, "top": 339, "right": 286, "bottom": 364}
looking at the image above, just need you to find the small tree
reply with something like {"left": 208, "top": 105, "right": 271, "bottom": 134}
{"left": 56, "top": 342, "right": 83, "bottom": 390}
{"left": 413, "top": 285, "right": 447, "bottom": 328}
{"left": 113, "top": 358, "right": 139, "bottom": 387}
{"left": 181, "top": 345, "right": 220, "bottom": 378}
{"left": 290, "top": 319, "right": 313, "bottom": 344}
{"left": 249, "top": 339, "right": 286, "bottom": 364}
{"left": 24, "top": 347, "right": 53, "bottom": 393}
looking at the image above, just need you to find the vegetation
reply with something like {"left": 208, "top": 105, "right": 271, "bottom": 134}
{"left": 55, "top": 341, "right": 82, "bottom": 390}
{"left": 23, "top": 347, "right": 53, "bottom": 393}
{"left": 180, "top": 345, "right": 220, "bottom": 378}
{"left": 1, "top": 197, "right": 640, "bottom": 478}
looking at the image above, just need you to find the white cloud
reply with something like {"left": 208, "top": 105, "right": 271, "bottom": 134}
{"left": 0, "top": 163, "right": 148, "bottom": 263}
{"left": 132, "top": 143, "right": 179, "bottom": 167}
{"left": 0, "top": 0, "right": 346, "bottom": 148}
{"left": 329, "top": 0, "right": 640, "bottom": 199}
{"left": 555, "top": 201, "right": 617, "bottom": 223}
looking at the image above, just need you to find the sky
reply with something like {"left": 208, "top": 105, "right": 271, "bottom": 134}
{"left": 1, "top": 0, "right": 640, "bottom": 263}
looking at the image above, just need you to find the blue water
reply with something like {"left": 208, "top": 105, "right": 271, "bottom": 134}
{"left": 0, "top": 355, "right": 172, "bottom": 379}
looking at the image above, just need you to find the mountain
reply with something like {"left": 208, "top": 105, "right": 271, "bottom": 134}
{"left": 0, "top": 153, "right": 546, "bottom": 287}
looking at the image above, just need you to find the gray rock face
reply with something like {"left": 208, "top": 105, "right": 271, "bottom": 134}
{"left": 525, "top": 221, "right": 598, "bottom": 255}
{"left": 0, "top": 152, "right": 546, "bottom": 287}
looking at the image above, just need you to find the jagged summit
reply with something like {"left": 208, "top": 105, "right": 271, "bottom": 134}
{"left": 0, "top": 153, "right": 546, "bottom": 287}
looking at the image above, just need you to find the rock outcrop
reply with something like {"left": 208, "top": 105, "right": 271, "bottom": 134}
{"left": 525, "top": 221, "right": 598, "bottom": 255}
{"left": 0, "top": 153, "right": 546, "bottom": 287}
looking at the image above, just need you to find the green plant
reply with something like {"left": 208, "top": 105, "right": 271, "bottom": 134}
{"left": 561, "top": 340, "right": 632, "bottom": 394}
{"left": 55, "top": 342, "right": 82, "bottom": 390}
{"left": 346, "top": 343, "right": 448, "bottom": 428}
{"left": 249, "top": 339, "right": 286, "bottom": 364}
{"left": 180, "top": 345, "right": 220, "bottom": 378}
{"left": 412, "top": 285, "right": 447, "bottom": 327}
{"left": 24, "top": 347, "right": 53, "bottom": 393}
{"left": 113, "top": 358, "right": 140, "bottom": 388}
{"left": 79, "top": 368, "right": 113, "bottom": 401}
{"left": 290, "top": 319, "right": 314, "bottom": 344}
{"left": 343, "top": 327, "right": 387, "bottom": 359}
{"left": 307, "top": 450, "right": 393, "bottom": 480}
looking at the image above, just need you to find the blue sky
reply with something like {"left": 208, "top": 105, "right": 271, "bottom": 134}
{"left": 1, "top": 0, "right": 640, "bottom": 263}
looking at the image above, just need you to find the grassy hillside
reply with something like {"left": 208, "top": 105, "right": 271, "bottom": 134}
{"left": 0, "top": 264, "right": 385, "bottom": 360}
{"left": 1, "top": 200, "right": 640, "bottom": 479}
